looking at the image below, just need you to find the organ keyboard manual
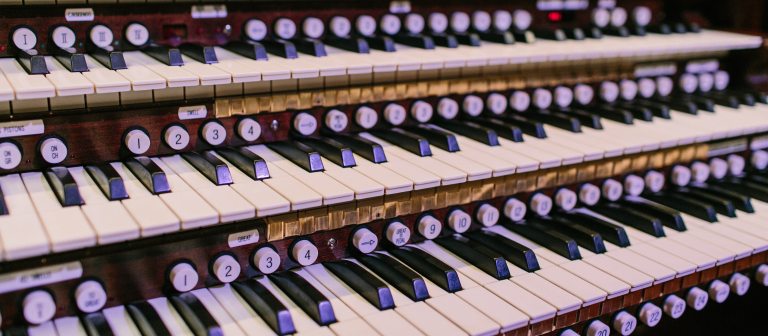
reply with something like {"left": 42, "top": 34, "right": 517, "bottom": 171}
{"left": 1, "top": 0, "right": 768, "bottom": 335}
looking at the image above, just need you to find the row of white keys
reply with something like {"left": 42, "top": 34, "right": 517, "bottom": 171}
{"left": 81, "top": 55, "right": 133, "bottom": 93}
{"left": 160, "top": 155, "right": 255, "bottom": 223}
{"left": 414, "top": 240, "right": 583, "bottom": 315}
{"left": 123, "top": 51, "right": 199, "bottom": 87}
{"left": 207, "top": 152, "right": 291, "bottom": 216}
{"left": 0, "top": 58, "right": 55, "bottom": 99}
{"left": 67, "top": 166, "right": 141, "bottom": 244}
{"left": 323, "top": 46, "right": 375, "bottom": 76}
{"left": 348, "top": 257, "right": 507, "bottom": 335}
{"left": 231, "top": 147, "right": 322, "bottom": 210}
{"left": 109, "top": 162, "right": 180, "bottom": 236}
{"left": 246, "top": 145, "right": 354, "bottom": 205}
{"left": 0, "top": 174, "right": 49, "bottom": 260}
{"left": 489, "top": 224, "right": 654, "bottom": 291}
{"left": 179, "top": 55, "right": 232, "bottom": 86}
{"left": 210, "top": 47, "right": 265, "bottom": 83}
{"left": 346, "top": 152, "right": 414, "bottom": 194}
{"left": 520, "top": 134, "right": 583, "bottom": 165}
{"left": 351, "top": 143, "right": 441, "bottom": 190}
{"left": 537, "top": 124, "right": 607, "bottom": 161}
{"left": 302, "top": 264, "right": 428, "bottom": 336}
{"left": 424, "top": 127, "right": 518, "bottom": 177}
{"left": 681, "top": 213, "right": 768, "bottom": 254}
{"left": 424, "top": 141, "right": 493, "bottom": 181}
{"left": 495, "top": 136, "right": 562, "bottom": 169}
{"left": 150, "top": 158, "right": 219, "bottom": 229}
{"left": 317, "top": 156, "right": 385, "bottom": 199}
{"left": 445, "top": 130, "right": 538, "bottom": 173}
{"left": 42, "top": 56, "right": 94, "bottom": 96}
{"left": 20, "top": 171, "right": 96, "bottom": 252}
{"left": 358, "top": 133, "right": 466, "bottom": 185}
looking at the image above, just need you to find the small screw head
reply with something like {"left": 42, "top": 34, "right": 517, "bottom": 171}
{"left": 327, "top": 238, "right": 337, "bottom": 249}
{"left": 270, "top": 119, "right": 279, "bottom": 131}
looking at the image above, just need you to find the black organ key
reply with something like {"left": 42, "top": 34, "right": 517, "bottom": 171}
{"left": 690, "top": 184, "right": 754, "bottom": 213}
{"left": 171, "top": 293, "right": 224, "bottom": 336}
{"left": 501, "top": 221, "right": 582, "bottom": 260}
{"left": 260, "top": 40, "right": 299, "bottom": 59}
{"left": 297, "top": 137, "right": 357, "bottom": 168}
{"left": 699, "top": 92, "right": 740, "bottom": 108}
{"left": 602, "top": 26, "right": 630, "bottom": 37}
{"left": 388, "top": 246, "right": 463, "bottom": 293}
{"left": 428, "top": 33, "right": 459, "bottom": 48}
{"left": 357, "top": 253, "right": 430, "bottom": 301}
{"left": 333, "top": 134, "right": 387, "bottom": 163}
{"left": 0, "top": 184, "right": 7, "bottom": 215}
{"left": 563, "top": 27, "right": 586, "bottom": 40}
{"left": 181, "top": 151, "right": 233, "bottom": 186}
{"left": 590, "top": 203, "right": 667, "bottom": 237}
{"left": 674, "top": 94, "right": 715, "bottom": 112}
{"left": 613, "top": 102, "right": 654, "bottom": 121}
{"left": 452, "top": 32, "right": 482, "bottom": 46}
{"left": 617, "top": 198, "right": 687, "bottom": 232}
{"left": 554, "top": 212, "right": 632, "bottom": 247}
{"left": 434, "top": 235, "right": 511, "bottom": 280}
{"left": 81, "top": 311, "right": 115, "bottom": 336}
{"left": 633, "top": 100, "right": 672, "bottom": 119}
{"left": 369, "top": 129, "right": 432, "bottom": 157}
{"left": 651, "top": 96, "right": 698, "bottom": 115}
{"left": 490, "top": 114, "right": 548, "bottom": 139}
{"left": 556, "top": 108, "right": 603, "bottom": 129}
{"left": 588, "top": 105, "right": 634, "bottom": 124}
{"left": 232, "top": 280, "right": 296, "bottom": 335}
{"left": 477, "top": 30, "right": 515, "bottom": 44}
{"left": 86, "top": 164, "right": 129, "bottom": 201}
{"left": 433, "top": 119, "right": 500, "bottom": 146}
{"left": 530, "top": 216, "right": 607, "bottom": 254}
{"left": 291, "top": 39, "right": 327, "bottom": 57}
{"left": 466, "top": 230, "right": 540, "bottom": 272}
{"left": 533, "top": 27, "right": 567, "bottom": 41}
{"left": 323, "top": 260, "right": 395, "bottom": 310}
{"left": 216, "top": 147, "right": 270, "bottom": 180}
{"left": 467, "top": 118, "right": 525, "bottom": 142}
{"left": 267, "top": 141, "right": 325, "bottom": 172}
{"left": 125, "top": 156, "right": 171, "bottom": 195}
{"left": 48, "top": 25, "right": 89, "bottom": 72}
{"left": 179, "top": 44, "right": 219, "bottom": 64}
{"left": 393, "top": 34, "right": 435, "bottom": 49}
{"left": 143, "top": 45, "right": 184, "bottom": 66}
{"left": 3, "top": 326, "right": 29, "bottom": 336}
{"left": 361, "top": 35, "right": 396, "bottom": 52}
{"left": 223, "top": 41, "right": 269, "bottom": 61}
{"left": 45, "top": 166, "right": 84, "bottom": 207}
{"left": 127, "top": 302, "right": 171, "bottom": 336}
{"left": 403, "top": 124, "right": 461, "bottom": 152}
{"left": 269, "top": 272, "right": 337, "bottom": 326}
{"left": 642, "top": 193, "right": 719, "bottom": 223}
{"left": 526, "top": 110, "right": 582, "bottom": 132}
{"left": 647, "top": 23, "right": 673, "bottom": 34}
{"left": 672, "top": 188, "right": 737, "bottom": 218}
{"left": 324, "top": 35, "right": 370, "bottom": 53}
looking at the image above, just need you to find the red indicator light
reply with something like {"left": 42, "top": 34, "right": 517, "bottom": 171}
{"left": 548, "top": 11, "right": 562, "bottom": 22}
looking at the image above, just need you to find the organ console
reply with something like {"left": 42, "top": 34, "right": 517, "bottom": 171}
{"left": 1, "top": 0, "right": 768, "bottom": 335}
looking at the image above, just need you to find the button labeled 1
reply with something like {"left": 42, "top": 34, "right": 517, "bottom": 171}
{"left": 124, "top": 129, "right": 151, "bottom": 155}
{"left": 168, "top": 262, "right": 198, "bottom": 292}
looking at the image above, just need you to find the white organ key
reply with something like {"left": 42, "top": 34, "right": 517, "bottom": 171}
{"left": 0, "top": 58, "right": 55, "bottom": 99}
{"left": 318, "top": 156, "right": 384, "bottom": 199}
{"left": 42, "top": 57, "right": 94, "bottom": 96}
{"left": 0, "top": 70, "right": 15, "bottom": 101}
{"left": 178, "top": 55, "right": 231, "bottom": 86}
{"left": 54, "top": 317, "right": 88, "bottom": 336}
{"left": 247, "top": 145, "right": 354, "bottom": 205}
{"left": 102, "top": 306, "right": 143, "bottom": 336}
{"left": 81, "top": 56, "right": 132, "bottom": 93}
{"left": 359, "top": 133, "right": 467, "bottom": 185}
{"left": 208, "top": 285, "right": 283, "bottom": 336}
{"left": 347, "top": 153, "right": 413, "bottom": 194}
{"left": 109, "top": 162, "right": 180, "bottom": 236}
{"left": 150, "top": 158, "right": 219, "bottom": 229}
{"left": 0, "top": 174, "right": 50, "bottom": 260}
{"left": 209, "top": 47, "right": 264, "bottom": 83}
{"left": 147, "top": 297, "right": 195, "bottom": 335}
{"left": 21, "top": 172, "right": 96, "bottom": 252}
{"left": 68, "top": 167, "right": 140, "bottom": 244}
{"left": 160, "top": 155, "right": 255, "bottom": 222}
{"left": 251, "top": 276, "right": 334, "bottom": 335}
{"left": 189, "top": 289, "right": 247, "bottom": 336}
{"left": 123, "top": 51, "right": 198, "bottom": 87}
{"left": 208, "top": 153, "right": 290, "bottom": 216}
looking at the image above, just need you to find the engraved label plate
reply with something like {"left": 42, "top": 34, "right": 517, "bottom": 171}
{"left": 0, "top": 119, "right": 44, "bottom": 138}
{"left": 0, "top": 262, "right": 83, "bottom": 294}
{"left": 228, "top": 229, "right": 260, "bottom": 248}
